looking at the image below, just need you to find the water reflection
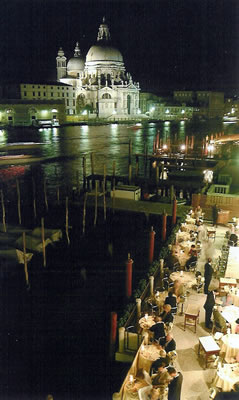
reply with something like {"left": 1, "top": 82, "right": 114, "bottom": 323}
{"left": 0, "top": 120, "right": 237, "bottom": 194}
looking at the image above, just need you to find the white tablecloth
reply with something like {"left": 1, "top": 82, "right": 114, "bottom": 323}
{"left": 221, "top": 334, "right": 239, "bottom": 363}
{"left": 170, "top": 271, "right": 196, "bottom": 289}
{"left": 225, "top": 246, "right": 239, "bottom": 279}
{"left": 213, "top": 364, "right": 239, "bottom": 391}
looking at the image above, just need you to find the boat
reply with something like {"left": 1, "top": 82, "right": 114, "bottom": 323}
{"left": 0, "top": 142, "right": 46, "bottom": 151}
{"left": 128, "top": 123, "right": 142, "bottom": 130}
{"left": 0, "top": 154, "right": 45, "bottom": 165}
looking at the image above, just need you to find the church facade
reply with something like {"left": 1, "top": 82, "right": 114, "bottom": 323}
{"left": 56, "top": 18, "right": 140, "bottom": 119}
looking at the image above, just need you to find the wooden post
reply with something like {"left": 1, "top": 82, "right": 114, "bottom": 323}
{"left": 128, "top": 164, "right": 132, "bottom": 185}
{"left": 32, "top": 177, "right": 37, "bottom": 219}
{"left": 16, "top": 179, "right": 21, "bottom": 225}
{"left": 125, "top": 253, "right": 133, "bottom": 298}
{"left": 23, "top": 232, "right": 29, "bottom": 287}
{"left": 112, "top": 160, "right": 116, "bottom": 190}
{"left": 156, "top": 165, "right": 159, "bottom": 187}
{"left": 41, "top": 217, "right": 46, "bottom": 267}
{"left": 191, "top": 135, "right": 195, "bottom": 150}
{"left": 90, "top": 152, "right": 95, "bottom": 175}
{"left": 135, "top": 155, "right": 139, "bottom": 179}
{"left": 44, "top": 179, "right": 48, "bottom": 212}
{"left": 112, "top": 161, "right": 116, "bottom": 214}
{"left": 1, "top": 190, "right": 6, "bottom": 232}
{"left": 94, "top": 181, "right": 98, "bottom": 227}
{"left": 144, "top": 144, "right": 148, "bottom": 175}
{"left": 161, "top": 164, "right": 164, "bottom": 181}
{"left": 76, "top": 170, "right": 80, "bottom": 193}
{"left": 83, "top": 156, "right": 86, "bottom": 190}
{"left": 148, "top": 226, "right": 155, "bottom": 264}
{"left": 109, "top": 311, "right": 117, "bottom": 359}
{"left": 129, "top": 139, "right": 132, "bottom": 165}
{"left": 65, "top": 196, "right": 70, "bottom": 245}
{"left": 103, "top": 164, "right": 106, "bottom": 221}
{"left": 172, "top": 197, "right": 177, "bottom": 225}
{"left": 170, "top": 185, "right": 174, "bottom": 203}
{"left": 83, "top": 192, "right": 88, "bottom": 235}
{"left": 162, "top": 211, "right": 167, "bottom": 242}
{"left": 57, "top": 186, "right": 60, "bottom": 205}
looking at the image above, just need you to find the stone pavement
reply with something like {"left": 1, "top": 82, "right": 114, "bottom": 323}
{"left": 173, "top": 223, "right": 229, "bottom": 400}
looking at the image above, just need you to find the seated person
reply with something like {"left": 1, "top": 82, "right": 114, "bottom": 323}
{"left": 185, "top": 245, "right": 198, "bottom": 270}
{"left": 149, "top": 316, "right": 165, "bottom": 341}
{"left": 165, "top": 252, "right": 180, "bottom": 271}
{"left": 151, "top": 352, "right": 169, "bottom": 375}
{"left": 159, "top": 304, "right": 174, "bottom": 324}
{"left": 172, "top": 280, "right": 185, "bottom": 303}
{"left": 229, "top": 233, "right": 238, "bottom": 246}
{"left": 152, "top": 364, "right": 171, "bottom": 388}
{"left": 165, "top": 291, "right": 177, "bottom": 309}
{"left": 159, "top": 334, "right": 176, "bottom": 353}
{"left": 213, "top": 307, "right": 228, "bottom": 334}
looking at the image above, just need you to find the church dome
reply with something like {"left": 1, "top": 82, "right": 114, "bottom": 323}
{"left": 67, "top": 57, "right": 85, "bottom": 71}
{"left": 86, "top": 44, "right": 123, "bottom": 63}
{"left": 86, "top": 18, "right": 123, "bottom": 64}
{"left": 67, "top": 42, "right": 85, "bottom": 73}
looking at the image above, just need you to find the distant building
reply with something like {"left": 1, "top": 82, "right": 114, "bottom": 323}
{"left": 0, "top": 99, "right": 65, "bottom": 127}
{"left": 174, "top": 90, "right": 224, "bottom": 119}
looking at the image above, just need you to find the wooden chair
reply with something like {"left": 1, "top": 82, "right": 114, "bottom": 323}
{"left": 184, "top": 304, "right": 200, "bottom": 333}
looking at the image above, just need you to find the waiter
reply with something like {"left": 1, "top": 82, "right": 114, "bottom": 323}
{"left": 204, "top": 257, "right": 214, "bottom": 294}
{"left": 203, "top": 289, "right": 217, "bottom": 329}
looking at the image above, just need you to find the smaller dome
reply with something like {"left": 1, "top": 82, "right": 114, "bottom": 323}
{"left": 67, "top": 42, "right": 85, "bottom": 74}
{"left": 67, "top": 57, "right": 85, "bottom": 72}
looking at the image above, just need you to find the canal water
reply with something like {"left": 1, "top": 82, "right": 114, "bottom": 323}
{"left": 0, "top": 119, "right": 235, "bottom": 197}
{"left": 0, "top": 120, "right": 238, "bottom": 400}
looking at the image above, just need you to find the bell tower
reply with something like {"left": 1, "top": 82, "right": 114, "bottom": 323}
{"left": 56, "top": 47, "right": 67, "bottom": 80}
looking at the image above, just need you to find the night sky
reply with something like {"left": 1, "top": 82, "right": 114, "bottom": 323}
{"left": 0, "top": 0, "right": 238, "bottom": 94}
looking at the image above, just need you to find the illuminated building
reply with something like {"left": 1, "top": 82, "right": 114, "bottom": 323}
{"left": 57, "top": 18, "right": 140, "bottom": 119}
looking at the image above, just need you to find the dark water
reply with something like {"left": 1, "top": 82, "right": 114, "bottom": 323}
{"left": 1, "top": 119, "right": 236, "bottom": 195}
{"left": 0, "top": 120, "right": 238, "bottom": 400}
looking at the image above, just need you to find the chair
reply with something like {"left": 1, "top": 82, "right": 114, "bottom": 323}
{"left": 212, "top": 309, "right": 228, "bottom": 335}
{"left": 188, "top": 260, "right": 197, "bottom": 272}
{"left": 195, "top": 275, "right": 204, "bottom": 293}
{"left": 184, "top": 304, "right": 200, "bottom": 333}
{"left": 173, "top": 262, "right": 181, "bottom": 272}
{"left": 162, "top": 277, "right": 169, "bottom": 291}
{"left": 167, "top": 350, "right": 178, "bottom": 367}
{"left": 148, "top": 302, "right": 158, "bottom": 315}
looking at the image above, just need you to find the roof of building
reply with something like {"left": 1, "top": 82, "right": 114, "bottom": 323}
{"left": 86, "top": 18, "right": 123, "bottom": 63}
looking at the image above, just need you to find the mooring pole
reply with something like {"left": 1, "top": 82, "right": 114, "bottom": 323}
{"left": 125, "top": 253, "right": 133, "bottom": 298}
{"left": 148, "top": 226, "right": 155, "bottom": 264}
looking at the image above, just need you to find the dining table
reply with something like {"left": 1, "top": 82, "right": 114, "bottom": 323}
{"left": 221, "top": 305, "right": 239, "bottom": 334}
{"left": 169, "top": 271, "right": 196, "bottom": 289}
{"left": 220, "top": 334, "right": 239, "bottom": 363}
{"left": 225, "top": 246, "right": 239, "bottom": 280}
{"left": 213, "top": 363, "right": 239, "bottom": 392}
{"left": 137, "top": 343, "right": 162, "bottom": 372}
{"left": 139, "top": 315, "right": 155, "bottom": 335}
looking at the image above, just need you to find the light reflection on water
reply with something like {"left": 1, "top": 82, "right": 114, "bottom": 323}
{"left": 0, "top": 120, "right": 237, "bottom": 194}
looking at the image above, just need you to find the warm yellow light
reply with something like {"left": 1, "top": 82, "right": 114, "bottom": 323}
{"left": 180, "top": 144, "right": 186, "bottom": 151}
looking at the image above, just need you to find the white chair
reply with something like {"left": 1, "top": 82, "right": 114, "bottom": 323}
{"left": 138, "top": 385, "right": 152, "bottom": 400}
{"left": 138, "top": 370, "right": 153, "bottom": 400}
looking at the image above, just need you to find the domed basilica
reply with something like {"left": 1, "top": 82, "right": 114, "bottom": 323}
{"left": 56, "top": 18, "right": 140, "bottom": 118}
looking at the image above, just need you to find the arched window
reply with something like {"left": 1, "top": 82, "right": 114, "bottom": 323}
{"left": 102, "top": 93, "right": 111, "bottom": 99}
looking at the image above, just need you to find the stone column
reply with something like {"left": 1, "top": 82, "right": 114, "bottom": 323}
{"left": 149, "top": 276, "right": 154, "bottom": 296}
{"left": 136, "top": 298, "right": 142, "bottom": 320}
{"left": 118, "top": 327, "right": 125, "bottom": 353}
